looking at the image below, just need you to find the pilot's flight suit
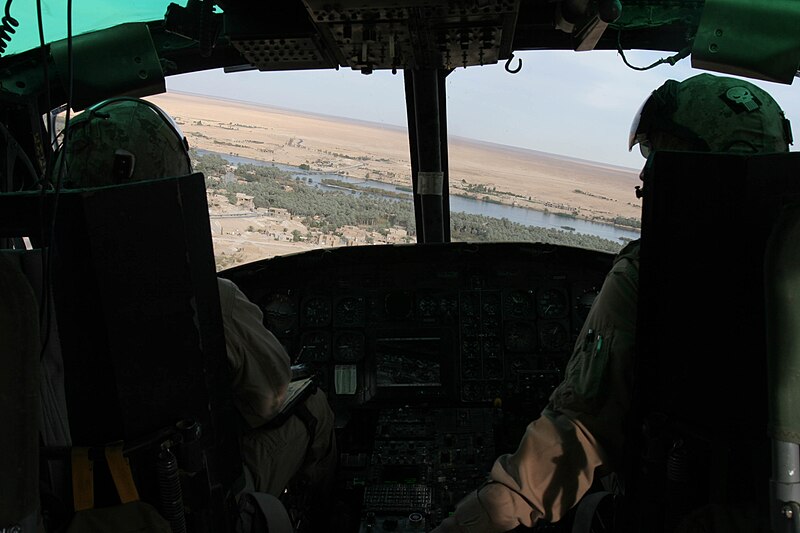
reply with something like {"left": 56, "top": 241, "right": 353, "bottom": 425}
{"left": 218, "top": 277, "right": 337, "bottom": 497}
{"left": 441, "top": 240, "right": 639, "bottom": 532}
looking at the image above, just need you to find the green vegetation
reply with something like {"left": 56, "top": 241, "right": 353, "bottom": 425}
{"left": 611, "top": 216, "right": 641, "bottom": 229}
{"left": 194, "top": 151, "right": 625, "bottom": 254}
{"left": 321, "top": 178, "right": 410, "bottom": 200}
{"left": 450, "top": 213, "right": 621, "bottom": 251}
{"left": 190, "top": 149, "right": 228, "bottom": 176}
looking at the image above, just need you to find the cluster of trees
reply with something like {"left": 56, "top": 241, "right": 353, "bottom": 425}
{"left": 610, "top": 216, "right": 641, "bottom": 229}
{"left": 451, "top": 213, "right": 624, "bottom": 251}
{"left": 193, "top": 151, "right": 625, "bottom": 253}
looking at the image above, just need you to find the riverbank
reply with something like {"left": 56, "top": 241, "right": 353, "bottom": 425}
{"left": 200, "top": 150, "right": 641, "bottom": 243}
{"left": 148, "top": 92, "right": 643, "bottom": 229}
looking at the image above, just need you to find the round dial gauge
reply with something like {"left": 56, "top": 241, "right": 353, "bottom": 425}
{"left": 299, "top": 331, "right": 331, "bottom": 362}
{"left": 334, "top": 331, "right": 365, "bottom": 363}
{"left": 302, "top": 297, "right": 330, "bottom": 327}
{"left": 440, "top": 295, "right": 458, "bottom": 315}
{"left": 418, "top": 295, "right": 438, "bottom": 318}
{"left": 538, "top": 288, "right": 569, "bottom": 319}
{"left": 460, "top": 294, "right": 479, "bottom": 317}
{"left": 482, "top": 296, "right": 501, "bottom": 317}
{"left": 336, "top": 297, "right": 365, "bottom": 326}
{"left": 262, "top": 294, "right": 297, "bottom": 333}
{"left": 506, "top": 290, "right": 532, "bottom": 317}
{"left": 504, "top": 321, "right": 536, "bottom": 352}
{"left": 461, "top": 382, "right": 483, "bottom": 402}
{"left": 539, "top": 321, "right": 569, "bottom": 351}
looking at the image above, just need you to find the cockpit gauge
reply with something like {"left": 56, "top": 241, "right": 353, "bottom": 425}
{"left": 539, "top": 321, "right": 569, "bottom": 351}
{"left": 461, "top": 382, "right": 483, "bottom": 402}
{"left": 481, "top": 294, "right": 501, "bottom": 317}
{"left": 505, "top": 289, "right": 533, "bottom": 318}
{"left": 537, "top": 288, "right": 569, "bottom": 319}
{"left": 461, "top": 362, "right": 481, "bottom": 380}
{"left": 418, "top": 295, "right": 438, "bottom": 318}
{"left": 503, "top": 321, "right": 536, "bottom": 352}
{"left": 262, "top": 294, "right": 298, "bottom": 334}
{"left": 299, "top": 331, "right": 331, "bottom": 362}
{"left": 461, "top": 339, "right": 480, "bottom": 357}
{"left": 334, "top": 331, "right": 365, "bottom": 363}
{"left": 460, "top": 293, "right": 479, "bottom": 317}
{"left": 335, "top": 296, "right": 365, "bottom": 326}
{"left": 482, "top": 336, "right": 502, "bottom": 357}
{"left": 461, "top": 324, "right": 479, "bottom": 338}
{"left": 440, "top": 295, "right": 458, "bottom": 315}
{"left": 302, "top": 296, "right": 331, "bottom": 327}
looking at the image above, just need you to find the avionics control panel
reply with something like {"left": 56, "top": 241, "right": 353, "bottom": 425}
{"left": 223, "top": 242, "right": 613, "bottom": 411}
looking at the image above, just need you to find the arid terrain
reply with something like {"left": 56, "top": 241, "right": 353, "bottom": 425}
{"left": 149, "top": 92, "right": 641, "bottom": 222}
{"left": 146, "top": 92, "right": 641, "bottom": 267}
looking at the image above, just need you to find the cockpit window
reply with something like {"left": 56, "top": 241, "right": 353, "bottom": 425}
{"left": 155, "top": 57, "right": 641, "bottom": 271}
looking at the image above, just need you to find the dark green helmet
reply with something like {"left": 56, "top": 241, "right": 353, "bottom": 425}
{"left": 55, "top": 97, "right": 191, "bottom": 188}
{"left": 629, "top": 73, "right": 793, "bottom": 157}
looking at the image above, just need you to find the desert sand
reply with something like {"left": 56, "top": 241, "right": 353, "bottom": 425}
{"left": 148, "top": 92, "right": 642, "bottom": 224}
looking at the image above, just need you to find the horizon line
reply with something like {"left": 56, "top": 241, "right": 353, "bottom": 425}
{"left": 164, "top": 89, "right": 641, "bottom": 174}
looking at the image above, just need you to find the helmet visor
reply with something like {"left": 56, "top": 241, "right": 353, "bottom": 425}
{"left": 628, "top": 96, "right": 649, "bottom": 154}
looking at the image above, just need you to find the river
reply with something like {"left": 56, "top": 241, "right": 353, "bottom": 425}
{"left": 199, "top": 150, "right": 641, "bottom": 243}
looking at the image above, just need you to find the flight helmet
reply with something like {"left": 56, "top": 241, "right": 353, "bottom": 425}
{"left": 629, "top": 73, "right": 793, "bottom": 158}
{"left": 55, "top": 97, "right": 191, "bottom": 188}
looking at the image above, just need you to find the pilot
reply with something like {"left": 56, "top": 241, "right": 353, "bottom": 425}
{"left": 431, "top": 73, "right": 793, "bottom": 532}
{"left": 54, "top": 97, "right": 337, "bottom": 502}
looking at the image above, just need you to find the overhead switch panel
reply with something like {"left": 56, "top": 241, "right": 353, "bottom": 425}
{"left": 302, "top": 0, "right": 520, "bottom": 72}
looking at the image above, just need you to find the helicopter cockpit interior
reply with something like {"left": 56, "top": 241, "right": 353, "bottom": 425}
{"left": 1, "top": 1, "right": 799, "bottom": 532}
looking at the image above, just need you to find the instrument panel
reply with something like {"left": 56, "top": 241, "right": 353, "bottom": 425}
{"left": 222, "top": 241, "right": 613, "bottom": 412}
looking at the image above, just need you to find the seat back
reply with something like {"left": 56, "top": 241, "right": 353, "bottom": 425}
{"left": 626, "top": 151, "right": 800, "bottom": 532}
{"left": 0, "top": 174, "right": 243, "bottom": 531}
{"left": 0, "top": 252, "right": 41, "bottom": 528}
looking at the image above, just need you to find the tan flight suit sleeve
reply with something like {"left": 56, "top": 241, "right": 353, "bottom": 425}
{"left": 433, "top": 241, "right": 640, "bottom": 532}
{"left": 437, "top": 414, "right": 605, "bottom": 532}
{"left": 218, "top": 277, "right": 291, "bottom": 428}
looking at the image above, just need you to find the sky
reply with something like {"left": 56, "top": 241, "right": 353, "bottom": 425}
{"left": 165, "top": 49, "right": 800, "bottom": 171}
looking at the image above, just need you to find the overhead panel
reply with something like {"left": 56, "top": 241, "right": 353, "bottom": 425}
{"left": 231, "top": 36, "right": 334, "bottom": 71}
{"left": 223, "top": 4, "right": 339, "bottom": 71}
{"left": 301, "top": 0, "right": 520, "bottom": 72}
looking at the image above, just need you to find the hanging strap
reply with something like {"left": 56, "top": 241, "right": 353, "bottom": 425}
{"left": 71, "top": 448, "right": 94, "bottom": 512}
{"left": 104, "top": 442, "right": 140, "bottom": 504}
{"left": 71, "top": 443, "right": 141, "bottom": 512}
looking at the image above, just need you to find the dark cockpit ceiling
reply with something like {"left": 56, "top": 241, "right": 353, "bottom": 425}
{"left": 154, "top": 0, "right": 703, "bottom": 77}
{"left": 3, "top": 0, "right": 795, "bottom": 120}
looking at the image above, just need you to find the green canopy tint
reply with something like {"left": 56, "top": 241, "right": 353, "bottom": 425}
{"left": 0, "top": 1, "right": 175, "bottom": 57}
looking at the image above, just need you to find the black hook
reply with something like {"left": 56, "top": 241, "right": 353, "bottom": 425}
{"left": 505, "top": 53, "right": 522, "bottom": 74}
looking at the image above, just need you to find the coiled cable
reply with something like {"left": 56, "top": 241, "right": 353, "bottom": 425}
{"left": 157, "top": 448, "right": 187, "bottom": 533}
{"left": 0, "top": 0, "right": 18, "bottom": 57}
